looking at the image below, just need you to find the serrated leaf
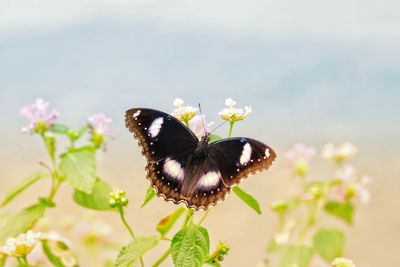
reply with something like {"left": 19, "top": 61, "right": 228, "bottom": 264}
{"left": 73, "top": 178, "right": 113, "bottom": 211}
{"left": 115, "top": 236, "right": 159, "bottom": 267}
{"left": 279, "top": 245, "right": 313, "bottom": 267}
{"left": 1, "top": 172, "right": 48, "bottom": 207}
{"left": 313, "top": 227, "right": 345, "bottom": 261}
{"left": 42, "top": 240, "right": 78, "bottom": 267}
{"left": 59, "top": 150, "right": 96, "bottom": 194}
{"left": 0, "top": 204, "right": 46, "bottom": 245}
{"left": 141, "top": 187, "right": 156, "bottom": 208}
{"left": 324, "top": 201, "right": 354, "bottom": 224}
{"left": 232, "top": 186, "right": 262, "bottom": 214}
{"left": 208, "top": 134, "right": 222, "bottom": 143}
{"left": 171, "top": 225, "right": 210, "bottom": 267}
{"left": 50, "top": 124, "right": 70, "bottom": 134}
{"left": 156, "top": 207, "right": 185, "bottom": 236}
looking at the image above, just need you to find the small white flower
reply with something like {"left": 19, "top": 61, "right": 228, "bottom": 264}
{"left": 355, "top": 175, "right": 372, "bottom": 204}
{"left": 171, "top": 98, "right": 198, "bottom": 123}
{"left": 87, "top": 113, "right": 112, "bottom": 136}
{"left": 286, "top": 144, "right": 316, "bottom": 176}
{"left": 20, "top": 98, "right": 59, "bottom": 134}
{"left": 273, "top": 220, "right": 295, "bottom": 245}
{"left": 0, "top": 230, "right": 41, "bottom": 257}
{"left": 335, "top": 165, "right": 357, "bottom": 183}
{"left": 218, "top": 98, "right": 251, "bottom": 122}
{"left": 321, "top": 143, "right": 357, "bottom": 162}
{"left": 331, "top": 257, "right": 356, "bottom": 267}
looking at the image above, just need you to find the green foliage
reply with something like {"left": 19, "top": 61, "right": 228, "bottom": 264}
{"left": 141, "top": 186, "right": 156, "bottom": 208}
{"left": 208, "top": 134, "right": 222, "bottom": 143}
{"left": 313, "top": 227, "right": 345, "bottom": 261}
{"left": 42, "top": 240, "right": 78, "bottom": 267}
{"left": 156, "top": 207, "right": 186, "bottom": 236}
{"left": 115, "top": 236, "right": 159, "bottom": 267}
{"left": 232, "top": 186, "right": 262, "bottom": 214}
{"left": 1, "top": 172, "right": 48, "bottom": 207}
{"left": 279, "top": 245, "right": 313, "bottom": 267}
{"left": 73, "top": 178, "right": 113, "bottom": 211}
{"left": 50, "top": 124, "right": 70, "bottom": 134}
{"left": 324, "top": 201, "right": 354, "bottom": 224}
{"left": 59, "top": 149, "right": 96, "bottom": 194}
{"left": 0, "top": 204, "right": 46, "bottom": 245}
{"left": 171, "top": 225, "right": 210, "bottom": 267}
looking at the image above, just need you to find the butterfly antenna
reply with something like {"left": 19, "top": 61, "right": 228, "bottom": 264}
{"left": 198, "top": 103, "right": 208, "bottom": 136}
{"left": 209, "top": 114, "right": 234, "bottom": 134}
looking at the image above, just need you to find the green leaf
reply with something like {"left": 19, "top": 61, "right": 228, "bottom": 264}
{"left": 42, "top": 240, "right": 78, "bottom": 267}
{"left": 171, "top": 225, "right": 210, "bottom": 267}
{"left": 0, "top": 204, "right": 46, "bottom": 245}
{"left": 156, "top": 207, "right": 186, "bottom": 236}
{"left": 313, "top": 227, "right": 345, "bottom": 261}
{"left": 50, "top": 124, "right": 70, "bottom": 134}
{"left": 279, "top": 245, "right": 313, "bottom": 267}
{"left": 115, "top": 236, "right": 159, "bottom": 267}
{"left": 141, "top": 186, "right": 156, "bottom": 208}
{"left": 59, "top": 150, "right": 96, "bottom": 194}
{"left": 208, "top": 134, "right": 222, "bottom": 143}
{"left": 266, "top": 239, "right": 280, "bottom": 253}
{"left": 1, "top": 172, "right": 48, "bottom": 207}
{"left": 73, "top": 178, "right": 113, "bottom": 211}
{"left": 232, "top": 186, "right": 262, "bottom": 214}
{"left": 324, "top": 201, "right": 354, "bottom": 224}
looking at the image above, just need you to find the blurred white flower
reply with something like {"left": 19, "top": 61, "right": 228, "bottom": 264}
{"left": 20, "top": 98, "right": 59, "bottom": 134}
{"left": 332, "top": 165, "right": 372, "bottom": 204}
{"left": 321, "top": 143, "right": 357, "bottom": 162}
{"left": 189, "top": 115, "right": 214, "bottom": 139}
{"left": 218, "top": 97, "right": 251, "bottom": 123}
{"left": 274, "top": 220, "right": 295, "bottom": 245}
{"left": 0, "top": 230, "right": 41, "bottom": 257}
{"left": 171, "top": 98, "right": 198, "bottom": 123}
{"left": 73, "top": 217, "right": 113, "bottom": 245}
{"left": 335, "top": 164, "right": 357, "bottom": 183}
{"left": 87, "top": 113, "right": 112, "bottom": 136}
{"left": 355, "top": 175, "right": 372, "bottom": 204}
{"left": 286, "top": 144, "right": 316, "bottom": 176}
{"left": 332, "top": 257, "right": 356, "bottom": 267}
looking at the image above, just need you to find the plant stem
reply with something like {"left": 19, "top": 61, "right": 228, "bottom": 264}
{"left": 227, "top": 122, "right": 234, "bottom": 138}
{"left": 182, "top": 209, "right": 194, "bottom": 227}
{"left": 152, "top": 247, "right": 171, "bottom": 267}
{"left": 117, "top": 207, "right": 144, "bottom": 267}
{"left": 17, "top": 256, "right": 30, "bottom": 267}
{"left": 197, "top": 209, "right": 211, "bottom": 226}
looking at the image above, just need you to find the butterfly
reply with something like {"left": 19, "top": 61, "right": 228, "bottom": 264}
{"left": 125, "top": 108, "right": 276, "bottom": 210}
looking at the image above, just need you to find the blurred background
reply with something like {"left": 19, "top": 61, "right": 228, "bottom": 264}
{"left": 0, "top": 1, "right": 399, "bottom": 266}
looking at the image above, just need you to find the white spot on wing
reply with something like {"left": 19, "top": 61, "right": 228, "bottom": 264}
{"left": 163, "top": 158, "right": 184, "bottom": 180}
{"left": 133, "top": 110, "right": 141, "bottom": 117}
{"left": 240, "top": 143, "right": 252, "bottom": 165}
{"left": 149, "top": 117, "right": 163, "bottom": 137}
{"left": 265, "top": 148, "right": 270, "bottom": 158}
{"left": 199, "top": 171, "right": 221, "bottom": 188}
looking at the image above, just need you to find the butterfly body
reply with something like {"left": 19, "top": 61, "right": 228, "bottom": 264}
{"left": 125, "top": 108, "right": 276, "bottom": 210}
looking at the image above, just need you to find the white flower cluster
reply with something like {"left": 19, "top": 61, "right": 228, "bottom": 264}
{"left": 321, "top": 143, "right": 358, "bottom": 162}
{"left": 0, "top": 230, "right": 41, "bottom": 257}
{"left": 218, "top": 98, "right": 251, "bottom": 123}
{"left": 332, "top": 257, "right": 356, "bottom": 267}
{"left": 171, "top": 98, "right": 198, "bottom": 123}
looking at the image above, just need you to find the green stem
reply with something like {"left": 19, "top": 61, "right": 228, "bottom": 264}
{"left": 152, "top": 247, "right": 171, "bottom": 267}
{"left": 17, "top": 256, "right": 29, "bottom": 267}
{"left": 117, "top": 207, "right": 144, "bottom": 267}
{"left": 182, "top": 209, "right": 194, "bottom": 227}
{"left": 197, "top": 209, "right": 211, "bottom": 226}
{"left": 227, "top": 122, "right": 234, "bottom": 138}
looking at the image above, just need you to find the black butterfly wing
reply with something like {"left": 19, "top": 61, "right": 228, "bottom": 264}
{"left": 145, "top": 155, "right": 231, "bottom": 210}
{"left": 125, "top": 108, "right": 199, "bottom": 204}
{"left": 208, "top": 137, "right": 276, "bottom": 187}
{"left": 125, "top": 108, "right": 198, "bottom": 162}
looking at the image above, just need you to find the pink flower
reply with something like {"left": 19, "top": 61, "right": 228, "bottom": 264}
{"left": 285, "top": 144, "right": 316, "bottom": 176}
{"left": 189, "top": 115, "right": 214, "bottom": 139}
{"left": 332, "top": 165, "right": 372, "bottom": 204}
{"left": 20, "top": 98, "right": 59, "bottom": 134}
{"left": 87, "top": 113, "right": 112, "bottom": 136}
